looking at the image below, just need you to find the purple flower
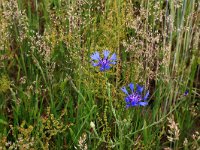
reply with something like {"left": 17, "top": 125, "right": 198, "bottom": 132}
{"left": 121, "top": 83, "right": 149, "bottom": 108}
{"left": 90, "top": 50, "right": 117, "bottom": 71}
{"left": 184, "top": 90, "right": 189, "bottom": 96}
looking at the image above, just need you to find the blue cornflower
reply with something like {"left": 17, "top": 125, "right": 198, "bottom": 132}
{"left": 121, "top": 83, "right": 149, "bottom": 108}
{"left": 184, "top": 90, "right": 189, "bottom": 96}
{"left": 90, "top": 50, "right": 117, "bottom": 71}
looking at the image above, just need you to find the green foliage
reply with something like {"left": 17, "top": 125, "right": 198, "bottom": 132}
{"left": 0, "top": 75, "right": 11, "bottom": 93}
{"left": 0, "top": 0, "right": 199, "bottom": 149}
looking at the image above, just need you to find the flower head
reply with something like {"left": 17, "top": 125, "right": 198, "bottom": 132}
{"left": 90, "top": 50, "right": 117, "bottom": 71}
{"left": 121, "top": 83, "right": 149, "bottom": 108}
{"left": 90, "top": 121, "right": 95, "bottom": 129}
{"left": 184, "top": 90, "right": 189, "bottom": 96}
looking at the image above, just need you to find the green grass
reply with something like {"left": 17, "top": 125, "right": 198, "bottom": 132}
{"left": 0, "top": 0, "right": 199, "bottom": 149}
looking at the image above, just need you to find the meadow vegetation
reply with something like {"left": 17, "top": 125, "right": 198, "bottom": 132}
{"left": 0, "top": 0, "right": 199, "bottom": 149}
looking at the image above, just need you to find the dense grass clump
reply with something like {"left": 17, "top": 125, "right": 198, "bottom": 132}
{"left": 0, "top": 0, "right": 199, "bottom": 149}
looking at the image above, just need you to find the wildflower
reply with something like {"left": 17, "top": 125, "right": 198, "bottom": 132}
{"left": 90, "top": 121, "right": 95, "bottom": 133}
{"left": 121, "top": 83, "right": 149, "bottom": 108}
{"left": 90, "top": 50, "right": 117, "bottom": 71}
{"left": 90, "top": 121, "right": 95, "bottom": 129}
{"left": 184, "top": 90, "right": 189, "bottom": 96}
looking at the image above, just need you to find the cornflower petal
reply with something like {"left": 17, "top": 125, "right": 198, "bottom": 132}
{"left": 138, "top": 101, "right": 148, "bottom": 106}
{"left": 121, "top": 87, "right": 129, "bottom": 95}
{"left": 104, "top": 64, "right": 111, "bottom": 70}
{"left": 109, "top": 53, "right": 117, "bottom": 61}
{"left": 143, "top": 90, "right": 149, "bottom": 101}
{"left": 100, "top": 66, "right": 106, "bottom": 71}
{"left": 92, "top": 61, "right": 99, "bottom": 67}
{"left": 103, "top": 50, "right": 110, "bottom": 59}
{"left": 129, "top": 83, "right": 134, "bottom": 93}
{"left": 126, "top": 104, "right": 131, "bottom": 108}
{"left": 110, "top": 61, "right": 116, "bottom": 65}
{"left": 136, "top": 84, "right": 143, "bottom": 93}
{"left": 131, "top": 102, "right": 138, "bottom": 106}
{"left": 91, "top": 52, "right": 100, "bottom": 60}
{"left": 125, "top": 96, "right": 130, "bottom": 103}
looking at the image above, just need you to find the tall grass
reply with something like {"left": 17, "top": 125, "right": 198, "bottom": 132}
{"left": 0, "top": 0, "right": 199, "bottom": 149}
